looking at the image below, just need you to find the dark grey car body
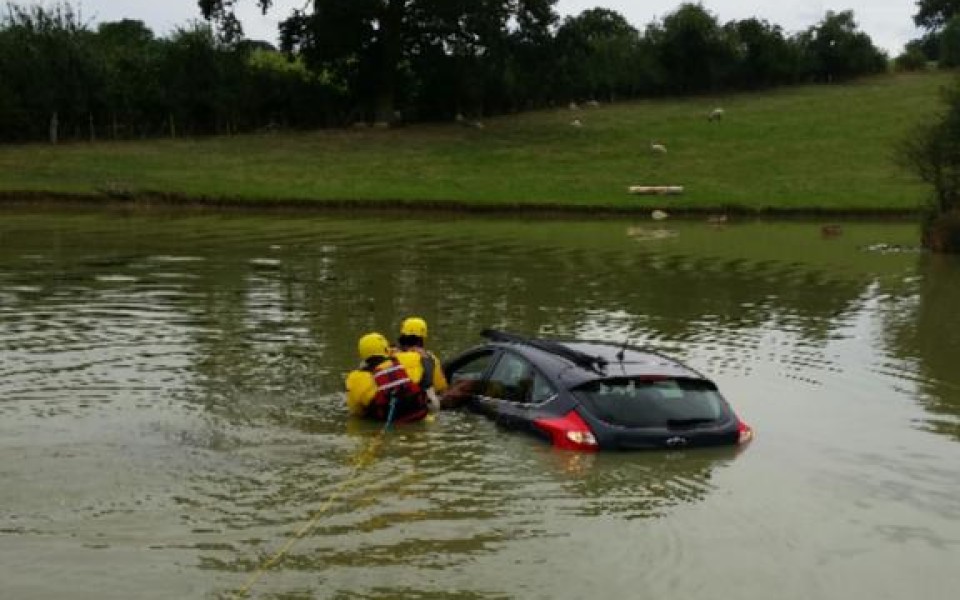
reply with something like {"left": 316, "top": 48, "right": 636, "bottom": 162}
{"left": 444, "top": 334, "right": 746, "bottom": 451}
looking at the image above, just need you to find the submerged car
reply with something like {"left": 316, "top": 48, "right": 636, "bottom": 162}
{"left": 443, "top": 330, "right": 753, "bottom": 452}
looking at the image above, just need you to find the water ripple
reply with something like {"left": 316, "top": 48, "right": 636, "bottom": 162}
{"left": 2, "top": 211, "right": 959, "bottom": 600}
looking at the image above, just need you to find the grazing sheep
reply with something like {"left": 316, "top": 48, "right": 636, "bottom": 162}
{"left": 585, "top": 100, "right": 600, "bottom": 108}
{"left": 570, "top": 119, "right": 583, "bottom": 128}
{"left": 708, "top": 107, "right": 725, "bottom": 122}
{"left": 455, "top": 113, "right": 484, "bottom": 129}
{"left": 650, "top": 141, "right": 667, "bottom": 154}
{"left": 651, "top": 209, "right": 669, "bottom": 221}
{"left": 569, "top": 101, "right": 580, "bottom": 110}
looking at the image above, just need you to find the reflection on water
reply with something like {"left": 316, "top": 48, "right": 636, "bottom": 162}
{"left": 892, "top": 255, "right": 960, "bottom": 441}
{"left": 1, "top": 208, "right": 959, "bottom": 600}
{"left": 522, "top": 444, "right": 743, "bottom": 522}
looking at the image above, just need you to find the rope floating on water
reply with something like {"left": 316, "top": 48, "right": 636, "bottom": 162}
{"left": 231, "top": 400, "right": 398, "bottom": 599}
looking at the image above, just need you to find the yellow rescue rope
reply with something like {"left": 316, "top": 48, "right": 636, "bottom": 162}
{"left": 230, "top": 416, "right": 394, "bottom": 599}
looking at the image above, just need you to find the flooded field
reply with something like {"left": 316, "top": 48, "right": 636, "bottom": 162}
{"left": 0, "top": 208, "right": 958, "bottom": 599}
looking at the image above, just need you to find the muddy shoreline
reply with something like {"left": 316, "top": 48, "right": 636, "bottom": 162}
{"left": 0, "top": 190, "right": 921, "bottom": 220}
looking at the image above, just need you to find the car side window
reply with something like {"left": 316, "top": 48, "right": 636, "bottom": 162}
{"left": 529, "top": 372, "right": 557, "bottom": 404}
{"left": 447, "top": 351, "right": 494, "bottom": 389}
{"left": 484, "top": 352, "right": 553, "bottom": 404}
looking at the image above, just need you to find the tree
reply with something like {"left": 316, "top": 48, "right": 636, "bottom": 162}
{"left": 940, "top": 15, "right": 960, "bottom": 66}
{"left": 914, "top": 0, "right": 960, "bottom": 32}
{"left": 0, "top": 2, "right": 103, "bottom": 142}
{"left": 94, "top": 19, "right": 159, "bottom": 138}
{"left": 725, "top": 18, "right": 800, "bottom": 88}
{"left": 895, "top": 44, "right": 930, "bottom": 71}
{"left": 159, "top": 23, "right": 239, "bottom": 136}
{"left": 797, "top": 11, "right": 887, "bottom": 83}
{"left": 480, "top": 9, "right": 558, "bottom": 114}
{"left": 278, "top": 0, "right": 401, "bottom": 124}
{"left": 245, "top": 47, "right": 346, "bottom": 128}
{"left": 198, "top": 0, "right": 265, "bottom": 42}
{"left": 899, "top": 82, "right": 960, "bottom": 251}
{"left": 647, "top": 3, "right": 737, "bottom": 94}
{"left": 555, "top": 9, "right": 644, "bottom": 101}
{"left": 200, "top": 0, "right": 557, "bottom": 124}
{"left": 903, "top": 32, "right": 942, "bottom": 63}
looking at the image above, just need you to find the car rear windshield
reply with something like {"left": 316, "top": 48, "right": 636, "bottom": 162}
{"left": 572, "top": 377, "right": 731, "bottom": 429}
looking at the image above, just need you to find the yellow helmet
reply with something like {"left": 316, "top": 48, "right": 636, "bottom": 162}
{"left": 357, "top": 332, "right": 390, "bottom": 360}
{"left": 400, "top": 317, "right": 428, "bottom": 339}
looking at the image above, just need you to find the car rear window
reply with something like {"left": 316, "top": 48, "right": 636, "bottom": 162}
{"left": 572, "top": 377, "right": 731, "bottom": 428}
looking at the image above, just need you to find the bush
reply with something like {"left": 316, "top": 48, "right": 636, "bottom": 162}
{"left": 899, "top": 80, "right": 960, "bottom": 251}
{"left": 896, "top": 46, "right": 929, "bottom": 71}
{"left": 941, "top": 15, "right": 960, "bottom": 67}
{"left": 923, "top": 210, "right": 960, "bottom": 252}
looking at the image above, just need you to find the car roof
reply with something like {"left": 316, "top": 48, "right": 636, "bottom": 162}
{"left": 480, "top": 338, "right": 709, "bottom": 390}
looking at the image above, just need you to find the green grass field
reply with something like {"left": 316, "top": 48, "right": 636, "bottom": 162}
{"left": 0, "top": 71, "right": 955, "bottom": 213}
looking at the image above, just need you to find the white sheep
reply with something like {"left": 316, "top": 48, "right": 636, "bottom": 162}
{"left": 708, "top": 107, "right": 725, "bottom": 122}
{"left": 570, "top": 119, "right": 583, "bottom": 128}
{"left": 455, "top": 113, "right": 484, "bottom": 129}
{"left": 650, "top": 141, "right": 667, "bottom": 154}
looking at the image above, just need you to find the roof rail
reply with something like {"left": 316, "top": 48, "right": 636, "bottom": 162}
{"left": 481, "top": 329, "right": 607, "bottom": 373}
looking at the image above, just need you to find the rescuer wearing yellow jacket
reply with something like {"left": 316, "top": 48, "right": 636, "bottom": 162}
{"left": 393, "top": 317, "right": 448, "bottom": 411}
{"left": 345, "top": 332, "right": 430, "bottom": 422}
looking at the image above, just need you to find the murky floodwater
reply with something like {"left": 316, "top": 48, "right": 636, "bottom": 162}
{"left": 0, "top": 208, "right": 958, "bottom": 600}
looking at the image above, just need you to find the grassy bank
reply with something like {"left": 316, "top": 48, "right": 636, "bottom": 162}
{"left": 0, "top": 71, "right": 954, "bottom": 214}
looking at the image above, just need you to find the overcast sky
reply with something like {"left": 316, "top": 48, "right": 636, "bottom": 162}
{"left": 63, "top": 1, "right": 922, "bottom": 55}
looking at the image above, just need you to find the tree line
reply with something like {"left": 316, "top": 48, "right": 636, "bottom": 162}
{"left": 0, "top": 1, "right": 890, "bottom": 143}
{"left": 899, "top": 0, "right": 960, "bottom": 69}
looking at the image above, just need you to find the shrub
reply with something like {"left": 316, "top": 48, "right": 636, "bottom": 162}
{"left": 941, "top": 15, "right": 960, "bottom": 67}
{"left": 899, "top": 81, "right": 960, "bottom": 251}
{"left": 896, "top": 46, "right": 929, "bottom": 71}
{"left": 923, "top": 210, "right": 960, "bottom": 252}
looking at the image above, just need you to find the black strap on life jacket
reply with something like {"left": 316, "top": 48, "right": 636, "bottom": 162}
{"left": 398, "top": 346, "right": 436, "bottom": 390}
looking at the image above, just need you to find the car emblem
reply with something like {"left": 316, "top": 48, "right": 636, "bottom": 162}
{"left": 665, "top": 436, "right": 688, "bottom": 447}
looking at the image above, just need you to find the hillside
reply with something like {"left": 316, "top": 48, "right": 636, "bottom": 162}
{"left": 0, "top": 71, "right": 954, "bottom": 214}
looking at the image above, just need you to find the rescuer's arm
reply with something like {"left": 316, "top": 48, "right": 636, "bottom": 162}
{"left": 344, "top": 371, "right": 376, "bottom": 417}
{"left": 440, "top": 377, "right": 477, "bottom": 409}
{"left": 430, "top": 352, "right": 448, "bottom": 393}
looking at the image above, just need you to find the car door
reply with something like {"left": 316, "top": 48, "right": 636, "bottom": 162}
{"left": 475, "top": 351, "right": 557, "bottom": 431}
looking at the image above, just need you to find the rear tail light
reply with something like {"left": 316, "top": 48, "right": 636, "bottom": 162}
{"left": 565, "top": 430, "right": 598, "bottom": 446}
{"left": 737, "top": 419, "right": 754, "bottom": 445}
{"left": 535, "top": 410, "right": 599, "bottom": 452}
